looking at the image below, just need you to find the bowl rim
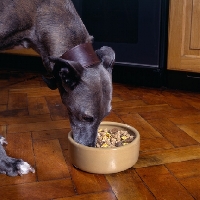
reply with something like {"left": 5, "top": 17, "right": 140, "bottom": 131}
{"left": 68, "top": 121, "right": 140, "bottom": 151}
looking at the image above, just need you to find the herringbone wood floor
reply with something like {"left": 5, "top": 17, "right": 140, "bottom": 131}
{"left": 0, "top": 70, "right": 200, "bottom": 199}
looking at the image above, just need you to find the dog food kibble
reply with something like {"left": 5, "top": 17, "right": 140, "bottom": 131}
{"left": 96, "top": 128, "right": 135, "bottom": 148}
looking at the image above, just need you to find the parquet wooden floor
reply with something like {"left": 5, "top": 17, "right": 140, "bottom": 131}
{"left": 0, "top": 70, "right": 200, "bottom": 200}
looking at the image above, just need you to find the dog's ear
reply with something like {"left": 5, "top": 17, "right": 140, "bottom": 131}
{"left": 42, "top": 76, "right": 57, "bottom": 90}
{"left": 49, "top": 57, "right": 84, "bottom": 90}
{"left": 96, "top": 46, "right": 115, "bottom": 73}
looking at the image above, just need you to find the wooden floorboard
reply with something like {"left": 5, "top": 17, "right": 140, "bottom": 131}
{"left": 0, "top": 71, "right": 200, "bottom": 199}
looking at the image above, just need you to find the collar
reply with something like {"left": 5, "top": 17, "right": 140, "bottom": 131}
{"left": 61, "top": 43, "right": 101, "bottom": 68}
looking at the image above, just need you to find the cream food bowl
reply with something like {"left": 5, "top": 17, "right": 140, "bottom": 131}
{"left": 68, "top": 121, "right": 140, "bottom": 174}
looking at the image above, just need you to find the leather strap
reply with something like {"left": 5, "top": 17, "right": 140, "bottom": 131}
{"left": 61, "top": 43, "right": 101, "bottom": 68}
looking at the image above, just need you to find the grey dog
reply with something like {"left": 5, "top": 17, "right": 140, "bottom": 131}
{"left": 0, "top": 0, "right": 115, "bottom": 176}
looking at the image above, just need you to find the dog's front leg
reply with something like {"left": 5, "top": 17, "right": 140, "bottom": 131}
{"left": 0, "top": 136, "right": 35, "bottom": 176}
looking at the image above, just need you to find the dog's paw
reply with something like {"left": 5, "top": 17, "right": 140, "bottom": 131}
{"left": 0, "top": 136, "right": 8, "bottom": 145}
{"left": 17, "top": 161, "right": 35, "bottom": 176}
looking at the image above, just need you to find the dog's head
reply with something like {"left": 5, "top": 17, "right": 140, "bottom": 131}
{"left": 43, "top": 46, "right": 115, "bottom": 147}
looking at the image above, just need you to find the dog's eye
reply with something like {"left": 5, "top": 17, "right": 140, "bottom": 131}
{"left": 82, "top": 115, "right": 94, "bottom": 122}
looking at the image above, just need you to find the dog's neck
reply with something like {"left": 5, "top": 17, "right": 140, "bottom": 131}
{"left": 61, "top": 43, "right": 101, "bottom": 68}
